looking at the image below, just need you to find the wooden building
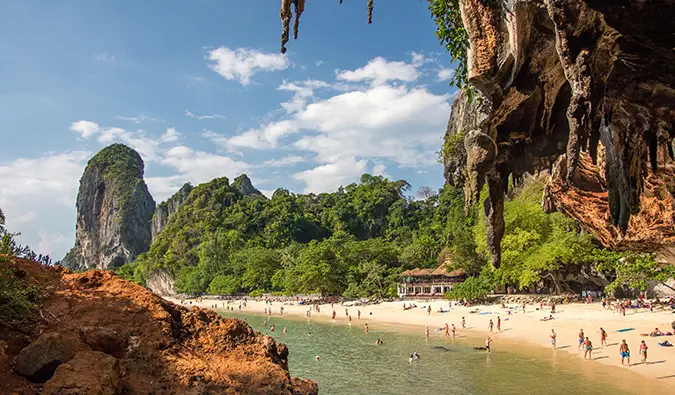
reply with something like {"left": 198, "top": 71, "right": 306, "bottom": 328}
{"left": 397, "top": 264, "right": 466, "bottom": 298}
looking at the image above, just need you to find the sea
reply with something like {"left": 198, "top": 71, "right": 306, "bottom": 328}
{"left": 221, "top": 312, "right": 665, "bottom": 395}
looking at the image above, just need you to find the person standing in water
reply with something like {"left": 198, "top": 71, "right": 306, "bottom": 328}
{"left": 462, "top": 317, "right": 466, "bottom": 329}
{"left": 550, "top": 329, "right": 557, "bottom": 349}
{"left": 639, "top": 340, "right": 648, "bottom": 364}
{"left": 264, "top": 319, "right": 268, "bottom": 328}
{"left": 425, "top": 326, "right": 430, "bottom": 338}
{"left": 577, "top": 329, "right": 585, "bottom": 350}
{"left": 620, "top": 340, "right": 630, "bottom": 365}
{"left": 488, "top": 319, "right": 494, "bottom": 334}
{"left": 332, "top": 310, "right": 336, "bottom": 321}
{"left": 365, "top": 323, "right": 369, "bottom": 335}
{"left": 283, "top": 327, "right": 287, "bottom": 334}
{"left": 497, "top": 316, "right": 501, "bottom": 332}
{"left": 348, "top": 315, "right": 352, "bottom": 325}
{"left": 600, "top": 327, "right": 608, "bottom": 346}
{"left": 485, "top": 337, "right": 492, "bottom": 353}
{"left": 583, "top": 337, "right": 593, "bottom": 360}
{"left": 445, "top": 323, "right": 450, "bottom": 337}
{"left": 452, "top": 324, "right": 456, "bottom": 338}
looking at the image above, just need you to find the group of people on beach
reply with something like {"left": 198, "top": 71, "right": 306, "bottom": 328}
{"left": 547, "top": 326, "right": 651, "bottom": 365}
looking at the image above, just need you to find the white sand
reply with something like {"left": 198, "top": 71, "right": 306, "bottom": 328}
{"left": 168, "top": 297, "right": 675, "bottom": 388}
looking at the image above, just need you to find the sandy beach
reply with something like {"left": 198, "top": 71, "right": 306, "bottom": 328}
{"left": 167, "top": 296, "right": 675, "bottom": 389}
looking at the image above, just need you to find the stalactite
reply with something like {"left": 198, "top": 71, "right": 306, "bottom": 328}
{"left": 485, "top": 170, "right": 505, "bottom": 269}
{"left": 280, "top": 0, "right": 292, "bottom": 54}
{"left": 368, "top": 0, "right": 373, "bottom": 24}
{"left": 294, "top": 0, "right": 305, "bottom": 40}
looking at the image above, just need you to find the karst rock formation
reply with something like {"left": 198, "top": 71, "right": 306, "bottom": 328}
{"left": 151, "top": 182, "right": 194, "bottom": 242}
{"left": 447, "top": 0, "right": 674, "bottom": 265}
{"left": 62, "top": 144, "right": 156, "bottom": 270}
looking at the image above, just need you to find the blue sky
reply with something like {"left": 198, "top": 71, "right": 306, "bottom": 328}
{"left": 0, "top": 0, "right": 458, "bottom": 259}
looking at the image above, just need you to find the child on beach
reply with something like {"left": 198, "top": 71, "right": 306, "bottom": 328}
{"left": 640, "top": 340, "right": 648, "bottom": 364}
{"left": 620, "top": 340, "right": 630, "bottom": 365}
{"left": 497, "top": 316, "right": 501, "bottom": 332}
{"left": 600, "top": 327, "right": 608, "bottom": 346}
{"left": 550, "top": 329, "right": 557, "bottom": 349}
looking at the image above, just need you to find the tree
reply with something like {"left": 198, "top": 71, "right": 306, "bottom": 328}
{"left": 207, "top": 275, "right": 240, "bottom": 295}
{"left": 598, "top": 253, "right": 675, "bottom": 295}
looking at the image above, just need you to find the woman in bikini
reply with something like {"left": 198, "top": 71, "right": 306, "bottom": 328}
{"left": 639, "top": 340, "right": 648, "bottom": 364}
{"left": 600, "top": 327, "right": 608, "bottom": 346}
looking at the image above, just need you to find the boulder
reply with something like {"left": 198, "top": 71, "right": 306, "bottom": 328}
{"left": 42, "top": 351, "right": 119, "bottom": 395}
{"left": 15, "top": 332, "right": 87, "bottom": 383}
{"left": 79, "top": 327, "right": 128, "bottom": 358}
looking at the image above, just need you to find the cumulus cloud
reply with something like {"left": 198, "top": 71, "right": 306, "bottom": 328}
{"left": 293, "top": 157, "right": 368, "bottom": 193}
{"left": 70, "top": 121, "right": 180, "bottom": 161}
{"left": 207, "top": 47, "right": 289, "bottom": 85}
{"left": 437, "top": 67, "right": 455, "bottom": 82}
{"left": 185, "top": 110, "right": 226, "bottom": 120}
{"left": 0, "top": 151, "right": 90, "bottom": 258}
{"left": 336, "top": 57, "right": 418, "bottom": 85}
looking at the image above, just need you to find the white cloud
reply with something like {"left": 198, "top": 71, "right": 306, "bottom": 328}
{"left": 208, "top": 119, "right": 298, "bottom": 151}
{"left": 94, "top": 52, "right": 117, "bottom": 63}
{"left": 207, "top": 46, "right": 289, "bottom": 85}
{"left": 70, "top": 120, "right": 179, "bottom": 161}
{"left": 262, "top": 155, "right": 305, "bottom": 167}
{"left": 336, "top": 57, "right": 418, "bottom": 85}
{"left": 372, "top": 163, "right": 389, "bottom": 178}
{"left": 437, "top": 67, "right": 455, "bottom": 82}
{"left": 185, "top": 110, "right": 226, "bottom": 120}
{"left": 0, "top": 151, "right": 89, "bottom": 258}
{"left": 159, "top": 146, "right": 251, "bottom": 185}
{"left": 116, "top": 114, "right": 165, "bottom": 124}
{"left": 160, "top": 127, "right": 180, "bottom": 143}
{"left": 315, "top": 60, "right": 324, "bottom": 66}
{"left": 293, "top": 157, "right": 368, "bottom": 193}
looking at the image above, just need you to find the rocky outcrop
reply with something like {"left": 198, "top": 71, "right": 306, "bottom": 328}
{"left": 453, "top": 0, "right": 675, "bottom": 266}
{"left": 233, "top": 174, "right": 264, "bottom": 198}
{"left": 146, "top": 268, "right": 176, "bottom": 296}
{"left": 151, "top": 182, "right": 193, "bottom": 242}
{"left": 1, "top": 257, "right": 317, "bottom": 395}
{"left": 62, "top": 144, "right": 156, "bottom": 270}
{"left": 41, "top": 351, "right": 120, "bottom": 395}
{"left": 442, "top": 89, "right": 491, "bottom": 188}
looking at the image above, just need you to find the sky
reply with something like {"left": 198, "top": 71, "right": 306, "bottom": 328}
{"left": 0, "top": 0, "right": 459, "bottom": 260}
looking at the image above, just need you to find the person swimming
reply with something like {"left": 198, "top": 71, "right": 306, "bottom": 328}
{"left": 409, "top": 352, "right": 421, "bottom": 362}
{"left": 376, "top": 338, "right": 383, "bottom": 345}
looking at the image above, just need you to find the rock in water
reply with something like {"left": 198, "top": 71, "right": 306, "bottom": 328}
{"left": 62, "top": 144, "right": 156, "bottom": 270}
{"left": 151, "top": 182, "right": 193, "bottom": 242}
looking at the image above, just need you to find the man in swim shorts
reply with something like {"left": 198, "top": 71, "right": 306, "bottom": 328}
{"left": 485, "top": 337, "right": 492, "bottom": 353}
{"left": 550, "top": 329, "right": 557, "bottom": 349}
{"left": 584, "top": 337, "right": 593, "bottom": 360}
{"left": 578, "top": 329, "right": 585, "bottom": 350}
{"left": 620, "top": 340, "right": 630, "bottom": 365}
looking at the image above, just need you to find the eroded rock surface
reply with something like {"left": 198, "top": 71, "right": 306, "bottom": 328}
{"left": 151, "top": 182, "right": 193, "bottom": 242}
{"left": 453, "top": 0, "right": 675, "bottom": 264}
{"left": 62, "top": 144, "right": 156, "bottom": 270}
{"left": 1, "top": 257, "right": 316, "bottom": 395}
{"left": 15, "top": 332, "right": 88, "bottom": 383}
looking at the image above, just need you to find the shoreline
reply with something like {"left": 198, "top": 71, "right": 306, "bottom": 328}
{"left": 166, "top": 297, "right": 674, "bottom": 391}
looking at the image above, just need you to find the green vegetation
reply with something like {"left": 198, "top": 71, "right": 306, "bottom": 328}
{"left": 87, "top": 143, "right": 146, "bottom": 221}
{"left": 118, "top": 173, "right": 672, "bottom": 298}
{"left": 0, "top": 256, "right": 43, "bottom": 324}
{"left": 122, "top": 175, "right": 483, "bottom": 296}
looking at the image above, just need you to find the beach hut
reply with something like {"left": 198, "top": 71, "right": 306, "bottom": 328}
{"left": 397, "top": 264, "right": 466, "bottom": 298}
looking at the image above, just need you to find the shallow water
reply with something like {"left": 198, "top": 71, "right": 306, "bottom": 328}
{"left": 222, "top": 312, "right": 660, "bottom": 395}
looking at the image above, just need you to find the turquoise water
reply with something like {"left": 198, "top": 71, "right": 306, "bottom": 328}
{"left": 222, "top": 312, "right": 659, "bottom": 395}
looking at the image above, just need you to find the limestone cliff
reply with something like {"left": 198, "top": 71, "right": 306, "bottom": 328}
{"left": 453, "top": 0, "right": 675, "bottom": 266}
{"left": 443, "top": 89, "right": 491, "bottom": 188}
{"left": 233, "top": 174, "right": 264, "bottom": 198}
{"left": 62, "top": 144, "right": 155, "bottom": 270}
{"left": 151, "top": 182, "right": 194, "bottom": 242}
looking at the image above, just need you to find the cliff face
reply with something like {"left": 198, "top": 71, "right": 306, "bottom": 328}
{"left": 62, "top": 144, "right": 156, "bottom": 270}
{"left": 233, "top": 174, "right": 264, "bottom": 198}
{"left": 0, "top": 257, "right": 317, "bottom": 395}
{"left": 453, "top": 0, "right": 675, "bottom": 265}
{"left": 151, "top": 183, "right": 194, "bottom": 242}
